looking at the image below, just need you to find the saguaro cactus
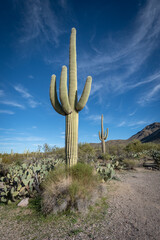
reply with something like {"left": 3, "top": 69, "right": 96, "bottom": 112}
{"left": 50, "top": 28, "right": 92, "bottom": 167}
{"left": 99, "top": 114, "right": 108, "bottom": 153}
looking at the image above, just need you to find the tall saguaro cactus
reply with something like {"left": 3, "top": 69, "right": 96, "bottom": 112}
{"left": 99, "top": 114, "right": 108, "bottom": 153}
{"left": 50, "top": 28, "right": 92, "bottom": 167}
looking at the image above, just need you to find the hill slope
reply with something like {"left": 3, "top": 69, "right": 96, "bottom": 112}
{"left": 128, "top": 122, "right": 160, "bottom": 143}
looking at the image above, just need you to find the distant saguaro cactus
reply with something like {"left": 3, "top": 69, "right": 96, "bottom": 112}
{"left": 99, "top": 114, "right": 108, "bottom": 153}
{"left": 50, "top": 28, "right": 92, "bottom": 167}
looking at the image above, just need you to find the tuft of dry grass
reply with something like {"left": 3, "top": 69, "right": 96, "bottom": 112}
{"left": 41, "top": 163, "right": 101, "bottom": 215}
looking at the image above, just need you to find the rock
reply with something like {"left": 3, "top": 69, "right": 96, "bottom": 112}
{"left": 0, "top": 181, "right": 5, "bottom": 189}
{"left": 18, "top": 198, "right": 29, "bottom": 207}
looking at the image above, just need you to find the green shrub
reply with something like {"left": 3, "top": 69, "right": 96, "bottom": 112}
{"left": 122, "top": 159, "right": 136, "bottom": 169}
{"left": 125, "top": 140, "right": 142, "bottom": 153}
{"left": 78, "top": 143, "right": 95, "bottom": 162}
{"left": 99, "top": 153, "right": 111, "bottom": 161}
{"left": 125, "top": 141, "right": 160, "bottom": 153}
{"left": 108, "top": 144, "right": 126, "bottom": 156}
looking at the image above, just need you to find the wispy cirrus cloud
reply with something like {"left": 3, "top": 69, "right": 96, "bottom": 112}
{"left": 14, "top": 84, "right": 40, "bottom": 108}
{"left": 117, "top": 120, "right": 149, "bottom": 128}
{"left": 128, "top": 121, "right": 149, "bottom": 127}
{"left": 129, "top": 110, "right": 137, "bottom": 117}
{"left": 0, "top": 110, "right": 15, "bottom": 114}
{"left": 123, "top": 71, "right": 160, "bottom": 92}
{"left": 79, "top": 0, "right": 160, "bottom": 96}
{"left": 3, "top": 136, "right": 45, "bottom": 142}
{"left": 138, "top": 83, "right": 160, "bottom": 106}
{"left": 18, "top": 0, "right": 65, "bottom": 46}
{"left": 90, "top": 83, "right": 103, "bottom": 96}
{"left": 0, "top": 128, "right": 15, "bottom": 131}
{"left": 0, "top": 100, "right": 25, "bottom": 109}
{"left": 118, "top": 121, "right": 126, "bottom": 127}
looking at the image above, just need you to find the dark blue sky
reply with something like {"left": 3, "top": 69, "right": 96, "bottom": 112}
{"left": 0, "top": 0, "right": 160, "bottom": 153}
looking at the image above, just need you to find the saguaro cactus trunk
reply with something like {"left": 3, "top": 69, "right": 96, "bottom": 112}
{"left": 50, "top": 28, "right": 92, "bottom": 167}
{"left": 99, "top": 114, "right": 108, "bottom": 153}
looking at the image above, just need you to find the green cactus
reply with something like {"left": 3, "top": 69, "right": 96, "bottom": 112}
{"left": 50, "top": 28, "right": 92, "bottom": 167}
{"left": 99, "top": 114, "right": 108, "bottom": 154}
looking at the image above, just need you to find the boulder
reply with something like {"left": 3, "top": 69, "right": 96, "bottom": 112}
{"left": 18, "top": 198, "right": 29, "bottom": 207}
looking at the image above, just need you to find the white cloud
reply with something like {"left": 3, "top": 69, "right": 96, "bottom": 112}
{"left": 128, "top": 121, "right": 148, "bottom": 127}
{"left": 129, "top": 110, "right": 137, "bottom": 116}
{"left": 14, "top": 84, "right": 32, "bottom": 98}
{"left": 14, "top": 84, "right": 40, "bottom": 108}
{"left": 124, "top": 71, "right": 160, "bottom": 92}
{"left": 118, "top": 121, "right": 126, "bottom": 127}
{"left": 79, "top": 0, "right": 160, "bottom": 96}
{"left": 0, "top": 128, "right": 15, "bottom": 131}
{"left": 90, "top": 83, "right": 103, "bottom": 96}
{"left": 86, "top": 115, "right": 101, "bottom": 122}
{"left": 138, "top": 83, "right": 160, "bottom": 105}
{"left": 0, "top": 100, "right": 25, "bottom": 109}
{"left": 0, "top": 110, "right": 15, "bottom": 114}
{"left": 83, "top": 105, "right": 89, "bottom": 114}
{"left": 3, "top": 136, "right": 45, "bottom": 142}
{"left": 19, "top": 0, "right": 64, "bottom": 46}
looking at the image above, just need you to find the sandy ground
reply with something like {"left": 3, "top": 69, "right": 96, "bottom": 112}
{"left": 0, "top": 168, "right": 160, "bottom": 240}
{"left": 96, "top": 168, "right": 160, "bottom": 240}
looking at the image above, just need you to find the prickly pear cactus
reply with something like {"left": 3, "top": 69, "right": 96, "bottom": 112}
{"left": 96, "top": 163, "right": 115, "bottom": 181}
{"left": 50, "top": 28, "right": 92, "bottom": 167}
{"left": 0, "top": 158, "right": 62, "bottom": 203}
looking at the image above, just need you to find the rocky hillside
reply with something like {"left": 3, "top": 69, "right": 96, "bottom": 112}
{"left": 128, "top": 122, "right": 160, "bottom": 143}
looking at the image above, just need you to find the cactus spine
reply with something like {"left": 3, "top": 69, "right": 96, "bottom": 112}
{"left": 99, "top": 114, "right": 108, "bottom": 153}
{"left": 50, "top": 28, "right": 92, "bottom": 167}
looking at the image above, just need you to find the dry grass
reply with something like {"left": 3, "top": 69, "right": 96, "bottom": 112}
{"left": 41, "top": 163, "right": 101, "bottom": 214}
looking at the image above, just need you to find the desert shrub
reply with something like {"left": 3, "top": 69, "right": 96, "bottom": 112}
{"left": 142, "top": 142, "right": 160, "bottom": 151}
{"left": 54, "top": 147, "right": 65, "bottom": 160}
{"left": 122, "top": 159, "right": 136, "bottom": 169}
{"left": 78, "top": 143, "right": 95, "bottom": 162}
{"left": 0, "top": 163, "right": 9, "bottom": 177}
{"left": 99, "top": 152, "right": 111, "bottom": 161}
{"left": 108, "top": 144, "right": 126, "bottom": 156}
{"left": 125, "top": 140, "right": 143, "bottom": 153}
{"left": 41, "top": 163, "right": 100, "bottom": 215}
{"left": 2, "top": 153, "right": 23, "bottom": 165}
{"left": 125, "top": 141, "right": 160, "bottom": 154}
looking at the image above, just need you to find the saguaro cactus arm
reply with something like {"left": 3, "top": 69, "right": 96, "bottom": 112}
{"left": 99, "top": 131, "right": 102, "bottom": 141}
{"left": 104, "top": 128, "right": 109, "bottom": 140}
{"left": 76, "top": 76, "right": 92, "bottom": 112}
{"left": 60, "top": 66, "right": 72, "bottom": 114}
{"left": 50, "top": 75, "right": 66, "bottom": 116}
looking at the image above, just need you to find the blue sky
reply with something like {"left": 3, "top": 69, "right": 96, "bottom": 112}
{"left": 0, "top": 0, "right": 160, "bottom": 153}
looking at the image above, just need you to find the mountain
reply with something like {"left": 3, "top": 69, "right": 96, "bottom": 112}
{"left": 128, "top": 122, "right": 160, "bottom": 143}
{"left": 90, "top": 122, "right": 160, "bottom": 148}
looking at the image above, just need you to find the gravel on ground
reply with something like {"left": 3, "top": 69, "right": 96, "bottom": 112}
{"left": 0, "top": 168, "right": 160, "bottom": 240}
